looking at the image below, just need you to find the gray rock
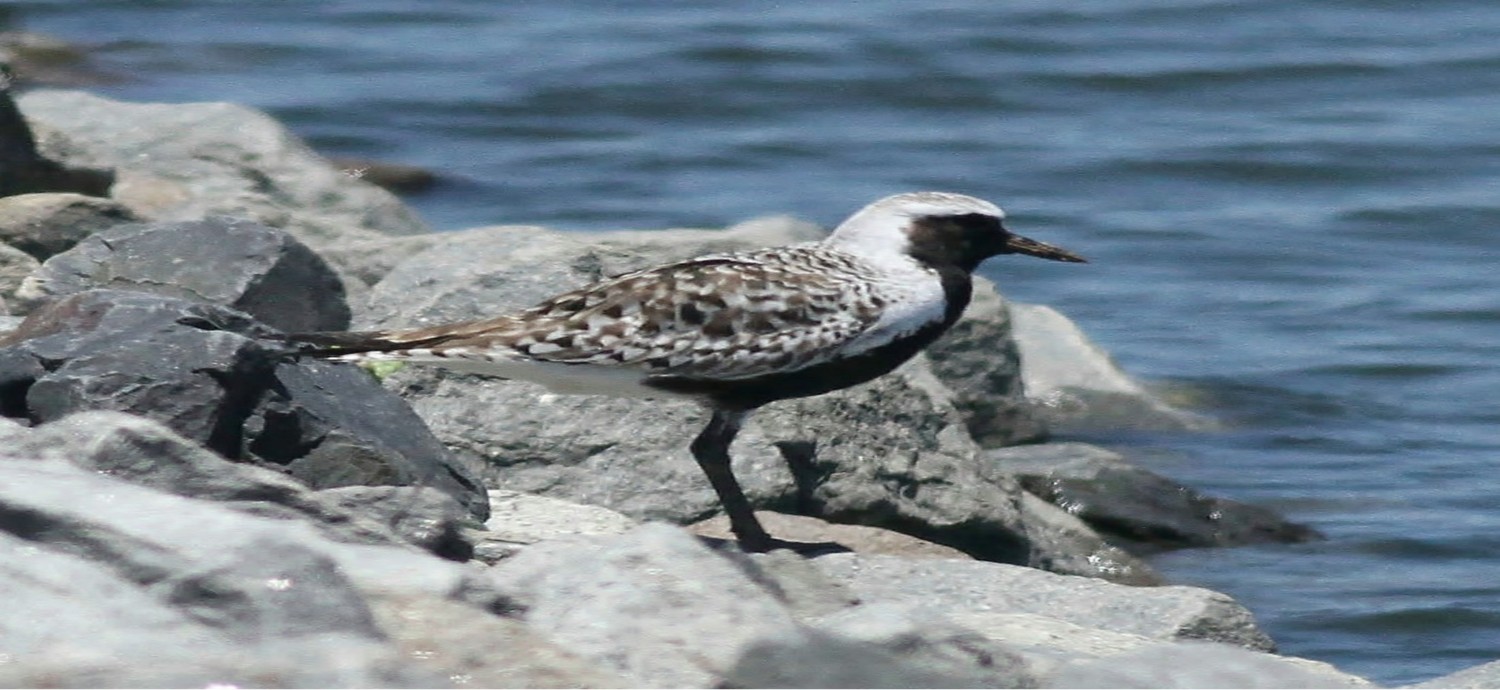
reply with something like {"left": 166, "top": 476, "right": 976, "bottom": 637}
{"left": 11, "top": 411, "right": 479, "bottom": 563}
{"left": 0, "top": 192, "right": 138, "bottom": 260}
{"left": 384, "top": 355, "right": 1042, "bottom": 565}
{"left": 1012, "top": 490, "right": 1164, "bottom": 586}
{"left": 486, "top": 523, "right": 812, "bottom": 687}
{"left": 314, "top": 232, "right": 442, "bottom": 296}
{"left": 366, "top": 593, "right": 630, "bottom": 688}
{"left": 737, "top": 548, "right": 862, "bottom": 620}
{"left": 811, "top": 552, "right": 1275, "bottom": 651}
{"left": 0, "top": 459, "right": 447, "bottom": 688}
{"left": 17, "top": 216, "right": 351, "bottom": 331}
{"left": 1410, "top": 659, "right": 1500, "bottom": 688}
{"left": 476, "top": 489, "right": 637, "bottom": 563}
{"left": 0, "top": 241, "right": 37, "bottom": 313}
{"left": 730, "top": 603, "right": 1038, "bottom": 688}
{"left": 0, "top": 290, "right": 486, "bottom": 518}
{"left": 318, "top": 485, "right": 475, "bottom": 562}
{"left": 15, "top": 90, "right": 428, "bottom": 248}
{"left": 487, "top": 523, "right": 1031, "bottom": 688}
{"left": 1048, "top": 641, "right": 1372, "bottom": 689}
{"left": 1011, "top": 302, "right": 1213, "bottom": 432}
{"left": 989, "top": 442, "right": 1321, "bottom": 553}
{"left": 926, "top": 276, "right": 1047, "bottom": 446}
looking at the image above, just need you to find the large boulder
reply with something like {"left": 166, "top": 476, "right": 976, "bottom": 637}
{"left": 14, "top": 90, "right": 429, "bottom": 250}
{"left": 486, "top": 523, "right": 1037, "bottom": 688}
{"left": 988, "top": 442, "right": 1322, "bottom": 553}
{"left": 0, "top": 290, "right": 486, "bottom": 518}
{"left": 0, "top": 412, "right": 600, "bottom": 687}
{"left": 15, "top": 216, "right": 351, "bottom": 331}
{"left": 1010, "top": 302, "right": 1213, "bottom": 432}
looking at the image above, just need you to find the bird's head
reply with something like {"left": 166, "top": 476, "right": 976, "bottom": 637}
{"left": 826, "top": 192, "right": 1086, "bottom": 272}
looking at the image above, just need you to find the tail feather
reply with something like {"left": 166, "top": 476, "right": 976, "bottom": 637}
{"left": 282, "top": 330, "right": 421, "bottom": 358}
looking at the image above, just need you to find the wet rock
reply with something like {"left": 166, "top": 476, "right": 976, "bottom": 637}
{"left": 0, "top": 290, "right": 486, "bottom": 518}
{"left": 1011, "top": 302, "right": 1213, "bottom": 432}
{"left": 0, "top": 192, "right": 138, "bottom": 260}
{"left": 988, "top": 442, "right": 1322, "bottom": 553}
{"left": 383, "top": 356, "right": 1046, "bottom": 566}
{"left": 1011, "top": 490, "right": 1165, "bottom": 586}
{"left": 17, "top": 216, "right": 351, "bottom": 331}
{"left": 811, "top": 552, "right": 1276, "bottom": 651}
{"left": 14, "top": 90, "right": 428, "bottom": 248}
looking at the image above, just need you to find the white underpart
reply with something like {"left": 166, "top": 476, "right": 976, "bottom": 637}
{"left": 331, "top": 349, "right": 667, "bottom": 398}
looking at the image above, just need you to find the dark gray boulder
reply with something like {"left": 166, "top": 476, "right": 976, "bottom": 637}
{"left": 17, "top": 216, "right": 350, "bottom": 332}
{"left": 987, "top": 442, "right": 1322, "bottom": 553}
{"left": 0, "top": 289, "right": 486, "bottom": 518}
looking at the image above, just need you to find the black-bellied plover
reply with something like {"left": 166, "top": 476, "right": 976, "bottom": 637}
{"left": 290, "top": 192, "right": 1085, "bottom": 551}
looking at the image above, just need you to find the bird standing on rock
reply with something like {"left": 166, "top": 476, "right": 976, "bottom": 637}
{"left": 289, "top": 192, "right": 1086, "bottom": 551}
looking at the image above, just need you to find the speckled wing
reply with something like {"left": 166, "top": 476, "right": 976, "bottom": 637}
{"left": 356, "top": 248, "right": 889, "bottom": 381}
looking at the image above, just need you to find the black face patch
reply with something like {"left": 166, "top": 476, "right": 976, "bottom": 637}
{"left": 905, "top": 213, "right": 1005, "bottom": 272}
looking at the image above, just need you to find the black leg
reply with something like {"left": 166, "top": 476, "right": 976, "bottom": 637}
{"left": 690, "top": 409, "right": 772, "bottom": 551}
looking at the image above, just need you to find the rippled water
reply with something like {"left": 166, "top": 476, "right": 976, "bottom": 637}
{"left": 10, "top": 1, "right": 1500, "bottom": 684}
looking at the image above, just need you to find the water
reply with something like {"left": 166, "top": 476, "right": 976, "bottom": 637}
{"left": 9, "top": 1, "right": 1500, "bottom": 684}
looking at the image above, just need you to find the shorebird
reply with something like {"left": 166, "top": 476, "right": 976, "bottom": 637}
{"left": 290, "top": 192, "right": 1085, "bottom": 551}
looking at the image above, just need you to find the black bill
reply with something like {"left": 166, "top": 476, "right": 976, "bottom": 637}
{"left": 1005, "top": 233, "right": 1088, "bottom": 263}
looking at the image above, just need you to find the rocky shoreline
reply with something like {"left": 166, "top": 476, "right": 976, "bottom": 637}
{"left": 1, "top": 82, "right": 1492, "bottom": 687}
